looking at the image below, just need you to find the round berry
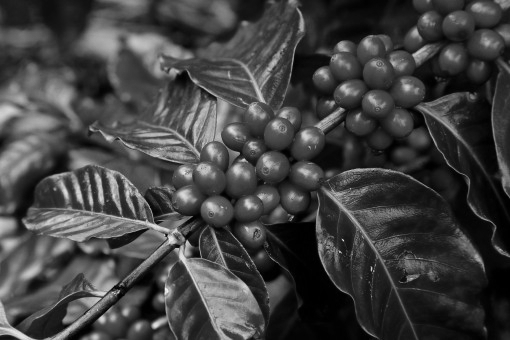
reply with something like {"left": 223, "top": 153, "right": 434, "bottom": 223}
{"left": 279, "top": 181, "right": 311, "bottom": 215}
{"left": 417, "top": 11, "right": 444, "bottom": 42}
{"left": 152, "top": 292, "right": 165, "bottom": 312}
{"left": 407, "top": 126, "right": 432, "bottom": 151}
{"left": 225, "top": 162, "right": 258, "bottom": 198}
{"left": 377, "top": 34, "right": 394, "bottom": 53}
{"left": 172, "top": 185, "right": 206, "bottom": 216}
{"left": 276, "top": 107, "right": 302, "bottom": 131}
{"left": 80, "top": 331, "right": 113, "bottom": 340}
{"left": 316, "top": 96, "right": 337, "bottom": 119}
{"left": 290, "top": 127, "right": 326, "bottom": 161}
{"left": 200, "top": 196, "right": 234, "bottom": 227}
{"left": 254, "top": 184, "right": 280, "bottom": 214}
{"left": 172, "top": 164, "right": 195, "bottom": 189}
{"left": 467, "top": 29, "right": 505, "bottom": 61}
{"left": 233, "top": 220, "right": 267, "bottom": 250}
{"left": 389, "top": 76, "right": 426, "bottom": 108}
{"left": 363, "top": 58, "right": 395, "bottom": 89}
{"left": 313, "top": 66, "right": 338, "bottom": 94}
{"left": 494, "top": 24, "right": 510, "bottom": 47}
{"left": 329, "top": 52, "right": 363, "bottom": 82}
{"left": 391, "top": 146, "right": 419, "bottom": 165}
{"left": 242, "top": 139, "right": 267, "bottom": 165}
{"left": 466, "top": 1, "right": 503, "bottom": 28}
{"left": 361, "top": 90, "right": 395, "bottom": 119}
{"left": 251, "top": 248, "right": 276, "bottom": 274}
{"left": 244, "top": 102, "right": 275, "bottom": 137}
{"left": 193, "top": 162, "right": 226, "bottom": 195}
{"left": 442, "top": 11, "right": 475, "bottom": 41}
{"left": 366, "top": 127, "right": 394, "bottom": 150}
{"left": 264, "top": 118, "right": 295, "bottom": 150}
{"left": 256, "top": 151, "right": 290, "bottom": 184}
{"left": 387, "top": 50, "right": 416, "bottom": 77}
{"left": 333, "top": 40, "right": 357, "bottom": 54}
{"left": 127, "top": 320, "right": 153, "bottom": 340}
{"left": 289, "top": 161, "right": 325, "bottom": 191}
{"left": 334, "top": 79, "right": 369, "bottom": 109}
{"left": 431, "top": 0, "right": 465, "bottom": 15}
{"left": 404, "top": 26, "right": 426, "bottom": 52}
{"left": 466, "top": 58, "right": 493, "bottom": 84}
{"left": 120, "top": 305, "right": 141, "bottom": 323}
{"left": 94, "top": 310, "right": 127, "bottom": 339}
{"left": 261, "top": 204, "right": 290, "bottom": 224}
{"left": 221, "top": 122, "right": 251, "bottom": 152}
{"left": 437, "top": 43, "right": 469, "bottom": 76}
{"left": 381, "top": 108, "right": 415, "bottom": 138}
{"left": 200, "top": 141, "right": 229, "bottom": 171}
{"left": 357, "top": 35, "right": 387, "bottom": 64}
{"left": 413, "top": 0, "right": 434, "bottom": 13}
{"left": 234, "top": 195, "right": 264, "bottom": 222}
{"left": 345, "top": 108, "right": 378, "bottom": 136}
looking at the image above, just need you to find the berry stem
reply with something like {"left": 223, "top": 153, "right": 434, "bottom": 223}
{"left": 412, "top": 41, "right": 446, "bottom": 68}
{"left": 314, "top": 106, "right": 347, "bottom": 134}
{"left": 496, "top": 57, "right": 510, "bottom": 75}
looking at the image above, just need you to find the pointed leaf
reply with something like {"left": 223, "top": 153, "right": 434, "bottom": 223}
{"left": 165, "top": 257, "right": 265, "bottom": 340}
{"left": 317, "top": 169, "right": 487, "bottom": 340}
{"left": 23, "top": 165, "right": 167, "bottom": 242}
{"left": 160, "top": 0, "right": 304, "bottom": 109}
{"left": 492, "top": 69, "right": 510, "bottom": 198}
{"left": 0, "top": 300, "right": 34, "bottom": 340}
{"left": 90, "top": 75, "right": 216, "bottom": 164}
{"left": 199, "top": 226, "right": 270, "bottom": 326}
{"left": 145, "top": 186, "right": 186, "bottom": 222}
{"left": 416, "top": 93, "right": 510, "bottom": 258}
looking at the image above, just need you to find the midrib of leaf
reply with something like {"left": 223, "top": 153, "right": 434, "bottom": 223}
{"left": 217, "top": 58, "right": 265, "bottom": 103}
{"left": 321, "top": 186, "right": 420, "bottom": 340}
{"left": 210, "top": 229, "right": 228, "bottom": 267}
{"left": 1, "top": 326, "right": 35, "bottom": 340}
{"left": 137, "top": 121, "right": 200, "bottom": 159}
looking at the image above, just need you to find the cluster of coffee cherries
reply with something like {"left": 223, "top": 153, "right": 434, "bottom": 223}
{"left": 171, "top": 102, "right": 325, "bottom": 259}
{"left": 313, "top": 35, "right": 426, "bottom": 150}
{"left": 405, "top": 0, "right": 510, "bottom": 83}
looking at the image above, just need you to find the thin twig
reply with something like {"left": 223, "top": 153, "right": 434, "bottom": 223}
{"left": 314, "top": 106, "right": 347, "bottom": 134}
{"left": 412, "top": 42, "right": 445, "bottom": 68}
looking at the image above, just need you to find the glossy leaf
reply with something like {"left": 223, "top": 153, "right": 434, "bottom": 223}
{"left": 145, "top": 186, "right": 186, "bottom": 222}
{"left": 492, "top": 69, "right": 510, "bottom": 199}
{"left": 23, "top": 165, "right": 167, "bottom": 242}
{"left": 90, "top": 75, "right": 216, "bottom": 164}
{"left": 416, "top": 93, "right": 510, "bottom": 258}
{"left": 160, "top": 0, "right": 304, "bottom": 109}
{"left": 165, "top": 257, "right": 265, "bottom": 340}
{"left": 0, "top": 300, "right": 34, "bottom": 340}
{"left": 317, "top": 169, "right": 487, "bottom": 340}
{"left": 199, "top": 226, "right": 270, "bottom": 326}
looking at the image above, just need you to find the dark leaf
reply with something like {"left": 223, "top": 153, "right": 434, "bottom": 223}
{"left": 144, "top": 186, "right": 186, "bottom": 223}
{"left": 112, "top": 230, "right": 168, "bottom": 259}
{"left": 160, "top": 0, "right": 305, "bottom": 110}
{"left": 199, "top": 226, "right": 270, "bottom": 326}
{"left": 317, "top": 168, "right": 487, "bottom": 340}
{"left": 416, "top": 93, "right": 510, "bottom": 258}
{"left": 165, "top": 256, "right": 265, "bottom": 340}
{"left": 0, "top": 300, "right": 34, "bottom": 340}
{"left": 291, "top": 53, "right": 330, "bottom": 85}
{"left": 23, "top": 165, "right": 168, "bottom": 242}
{"left": 492, "top": 69, "right": 510, "bottom": 199}
{"left": 90, "top": 74, "right": 217, "bottom": 164}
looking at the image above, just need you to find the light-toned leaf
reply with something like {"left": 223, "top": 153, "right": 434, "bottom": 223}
{"left": 492, "top": 68, "right": 510, "bottom": 198}
{"left": 0, "top": 300, "right": 34, "bottom": 340}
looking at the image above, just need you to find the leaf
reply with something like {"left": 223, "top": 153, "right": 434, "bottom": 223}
{"left": 416, "top": 93, "right": 510, "bottom": 258}
{"left": 160, "top": 0, "right": 305, "bottom": 110}
{"left": 17, "top": 274, "right": 105, "bottom": 338}
{"left": 0, "top": 300, "right": 34, "bottom": 340}
{"left": 144, "top": 186, "right": 187, "bottom": 222}
{"left": 90, "top": 74, "right": 217, "bottom": 164}
{"left": 23, "top": 165, "right": 167, "bottom": 242}
{"left": 165, "top": 257, "right": 265, "bottom": 340}
{"left": 199, "top": 226, "right": 270, "bottom": 326}
{"left": 492, "top": 69, "right": 510, "bottom": 199}
{"left": 317, "top": 168, "right": 487, "bottom": 340}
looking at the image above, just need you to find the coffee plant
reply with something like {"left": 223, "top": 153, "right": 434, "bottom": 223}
{"left": 1, "top": 0, "right": 510, "bottom": 339}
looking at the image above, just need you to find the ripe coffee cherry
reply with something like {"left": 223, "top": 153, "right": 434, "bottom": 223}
{"left": 387, "top": 50, "right": 416, "bottom": 77}
{"left": 390, "top": 76, "right": 426, "bottom": 108}
{"left": 226, "top": 162, "right": 257, "bottom": 198}
{"left": 120, "top": 305, "right": 141, "bottom": 323}
{"left": 361, "top": 90, "right": 395, "bottom": 119}
{"left": 277, "top": 107, "right": 302, "bottom": 131}
{"left": 200, "top": 141, "right": 229, "bottom": 171}
{"left": 407, "top": 126, "right": 432, "bottom": 152}
{"left": 494, "top": 24, "right": 510, "bottom": 47}
{"left": 256, "top": 151, "right": 290, "bottom": 184}
{"left": 234, "top": 195, "right": 264, "bottom": 222}
{"left": 172, "top": 185, "right": 206, "bottom": 216}
{"left": 377, "top": 34, "right": 394, "bottom": 53}
{"left": 357, "top": 35, "right": 387, "bottom": 64}
{"left": 233, "top": 220, "right": 267, "bottom": 250}
{"left": 316, "top": 96, "right": 337, "bottom": 119}
{"left": 467, "top": 29, "right": 505, "bottom": 61}
{"left": 251, "top": 248, "right": 276, "bottom": 274}
{"left": 244, "top": 102, "right": 274, "bottom": 137}
{"left": 334, "top": 79, "right": 369, "bottom": 109}
{"left": 466, "top": 1, "right": 503, "bottom": 28}
{"left": 264, "top": 118, "right": 295, "bottom": 150}
{"left": 127, "top": 320, "right": 153, "bottom": 340}
{"left": 345, "top": 108, "right": 378, "bottom": 136}
{"left": 437, "top": 43, "right": 469, "bottom": 76}
{"left": 289, "top": 161, "right": 325, "bottom": 191}
{"left": 221, "top": 122, "right": 251, "bottom": 152}
{"left": 404, "top": 26, "right": 426, "bottom": 52}
{"left": 172, "top": 164, "right": 195, "bottom": 189}
{"left": 200, "top": 196, "right": 234, "bottom": 227}
{"left": 242, "top": 139, "right": 267, "bottom": 164}
{"left": 94, "top": 310, "right": 127, "bottom": 339}
{"left": 329, "top": 52, "right": 362, "bottom": 82}
{"left": 442, "top": 11, "right": 475, "bottom": 41}
{"left": 413, "top": 0, "right": 433, "bottom": 13}
{"left": 366, "top": 127, "right": 393, "bottom": 150}
{"left": 466, "top": 59, "right": 492, "bottom": 84}
{"left": 381, "top": 108, "right": 415, "bottom": 138}
{"left": 313, "top": 66, "right": 338, "bottom": 94}
{"left": 391, "top": 146, "right": 419, "bottom": 165}
{"left": 262, "top": 204, "right": 290, "bottom": 224}
{"left": 363, "top": 58, "right": 395, "bottom": 89}
{"left": 290, "top": 127, "right": 326, "bottom": 161}
{"left": 431, "top": 0, "right": 465, "bottom": 15}
{"left": 279, "top": 181, "right": 311, "bottom": 215}
{"left": 333, "top": 40, "right": 357, "bottom": 54}
{"left": 417, "top": 11, "right": 444, "bottom": 42}
{"left": 254, "top": 184, "right": 280, "bottom": 214}
{"left": 193, "top": 162, "right": 226, "bottom": 195}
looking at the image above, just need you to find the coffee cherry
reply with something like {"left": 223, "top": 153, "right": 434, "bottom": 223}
{"left": 221, "top": 122, "right": 251, "bottom": 152}
{"left": 377, "top": 34, "right": 394, "bottom": 53}
{"left": 417, "top": 11, "right": 444, "bottom": 42}
{"left": 233, "top": 220, "right": 267, "bottom": 250}
{"left": 333, "top": 40, "right": 357, "bottom": 54}
{"left": 120, "top": 305, "right": 141, "bottom": 323}
{"left": 404, "top": 26, "right": 426, "bottom": 52}
{"left": 200, "top": 196, "right": 234, "bottom": 227}
{"left": 226, "top": 162, "right": 257, "bottom": 198}
{"left": 329, "top": 52, "right": 363, "bottom": 82}
{"left": 127, "top": 320, "right": 153, "bottom": 340}
{"left": 345, "top": 108, "right": 378, "bottom": 136}
{"left": 254, "top": 184, "right": 280, "bottom": 214}
{"left": 467, "top": 29, "right": 505, "bottom": 61}
{"left": 494, "top": 24, "right": 510, "bottom": 47}
{"left": 316, "top": 96, "right": 337, "bottom": 119}
{"left": 334, "top": 79, "right": 369, "bottom": 109}
{"left": 244, "top": 102, "right": 275, "bottom": 137}
{"left": 466, "top": 59, "right": 493, "bottom": 84}
{"left": 437, "top": 43, "right": 469, "bottom": 76}
{"left": 381, "top": 108, "right": 415, "bottom": 138}
{"left": 251, "top": 248, "right": 276, "bottom": 274}
{"left": 172, "top": 185, "right": 206, "bottom": 216}
{"left": 242, "top": 139, "right": 267, "bottom": 165}
{"left": 262, "top": 204, "right": 290, "bottom": 224}
{"left": 431, "top": 0, "right": 465, "bottom": 15}
{"left": 278, "top": 181, "right": 311, "bottom": 215}
{"left": 361, "top": 90, "right": 395, "bottom": 119}
{"left": 200, "top": 141, "right": 229, "bottom": 171}
{"left": 357, "top": 35, "right": 387, "bottom": 64}
{"left": 256, "top": 151, "right": 290, "bottom": 184}
{"left": 313, "top": 66, "right": 338, "bottom": 94}
{"left": 413, "top": 0, "right": 434, "bottom": 13}
{"left": 94, "top": 310, "right": 127, "bottom": 339}
{"left": 290, "top": 127, "right": 326, "bottom": 161}
{"left": 276, "top": 107, "right": 302, "bottom": 131}
{"left": 466, "top": 1, "right": 503, "bottom": 28}
{"left": 264, "top": 118, "right": 295, "bottom": 150}
{"left": 389, "top": 76, "right": 426, "bottom": 108}
{"left": 193, "top": 162, "right": 226, "bottom": 195}
{"left": 442, "top": 11, "right": 475, "bottom": 41}
{"left": 407, "top": 126, "right": 432, "bottom": 151}
{"left": 366, "top": 127, "right": 394, "bottom": 150}
{"left": 387, "top": 50, "right": 416, "bottom": 77}
{"left": 363, "top": 58, "right": 395, "bottom": 89}
{"left": 289, "top": 161, "right": 325, "bottom": 191}
{"left": 172, "top": 164, "right": 195, "bottom": 189}
{"left": 234, "top": 195, "right": 264, "bottom": 222}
